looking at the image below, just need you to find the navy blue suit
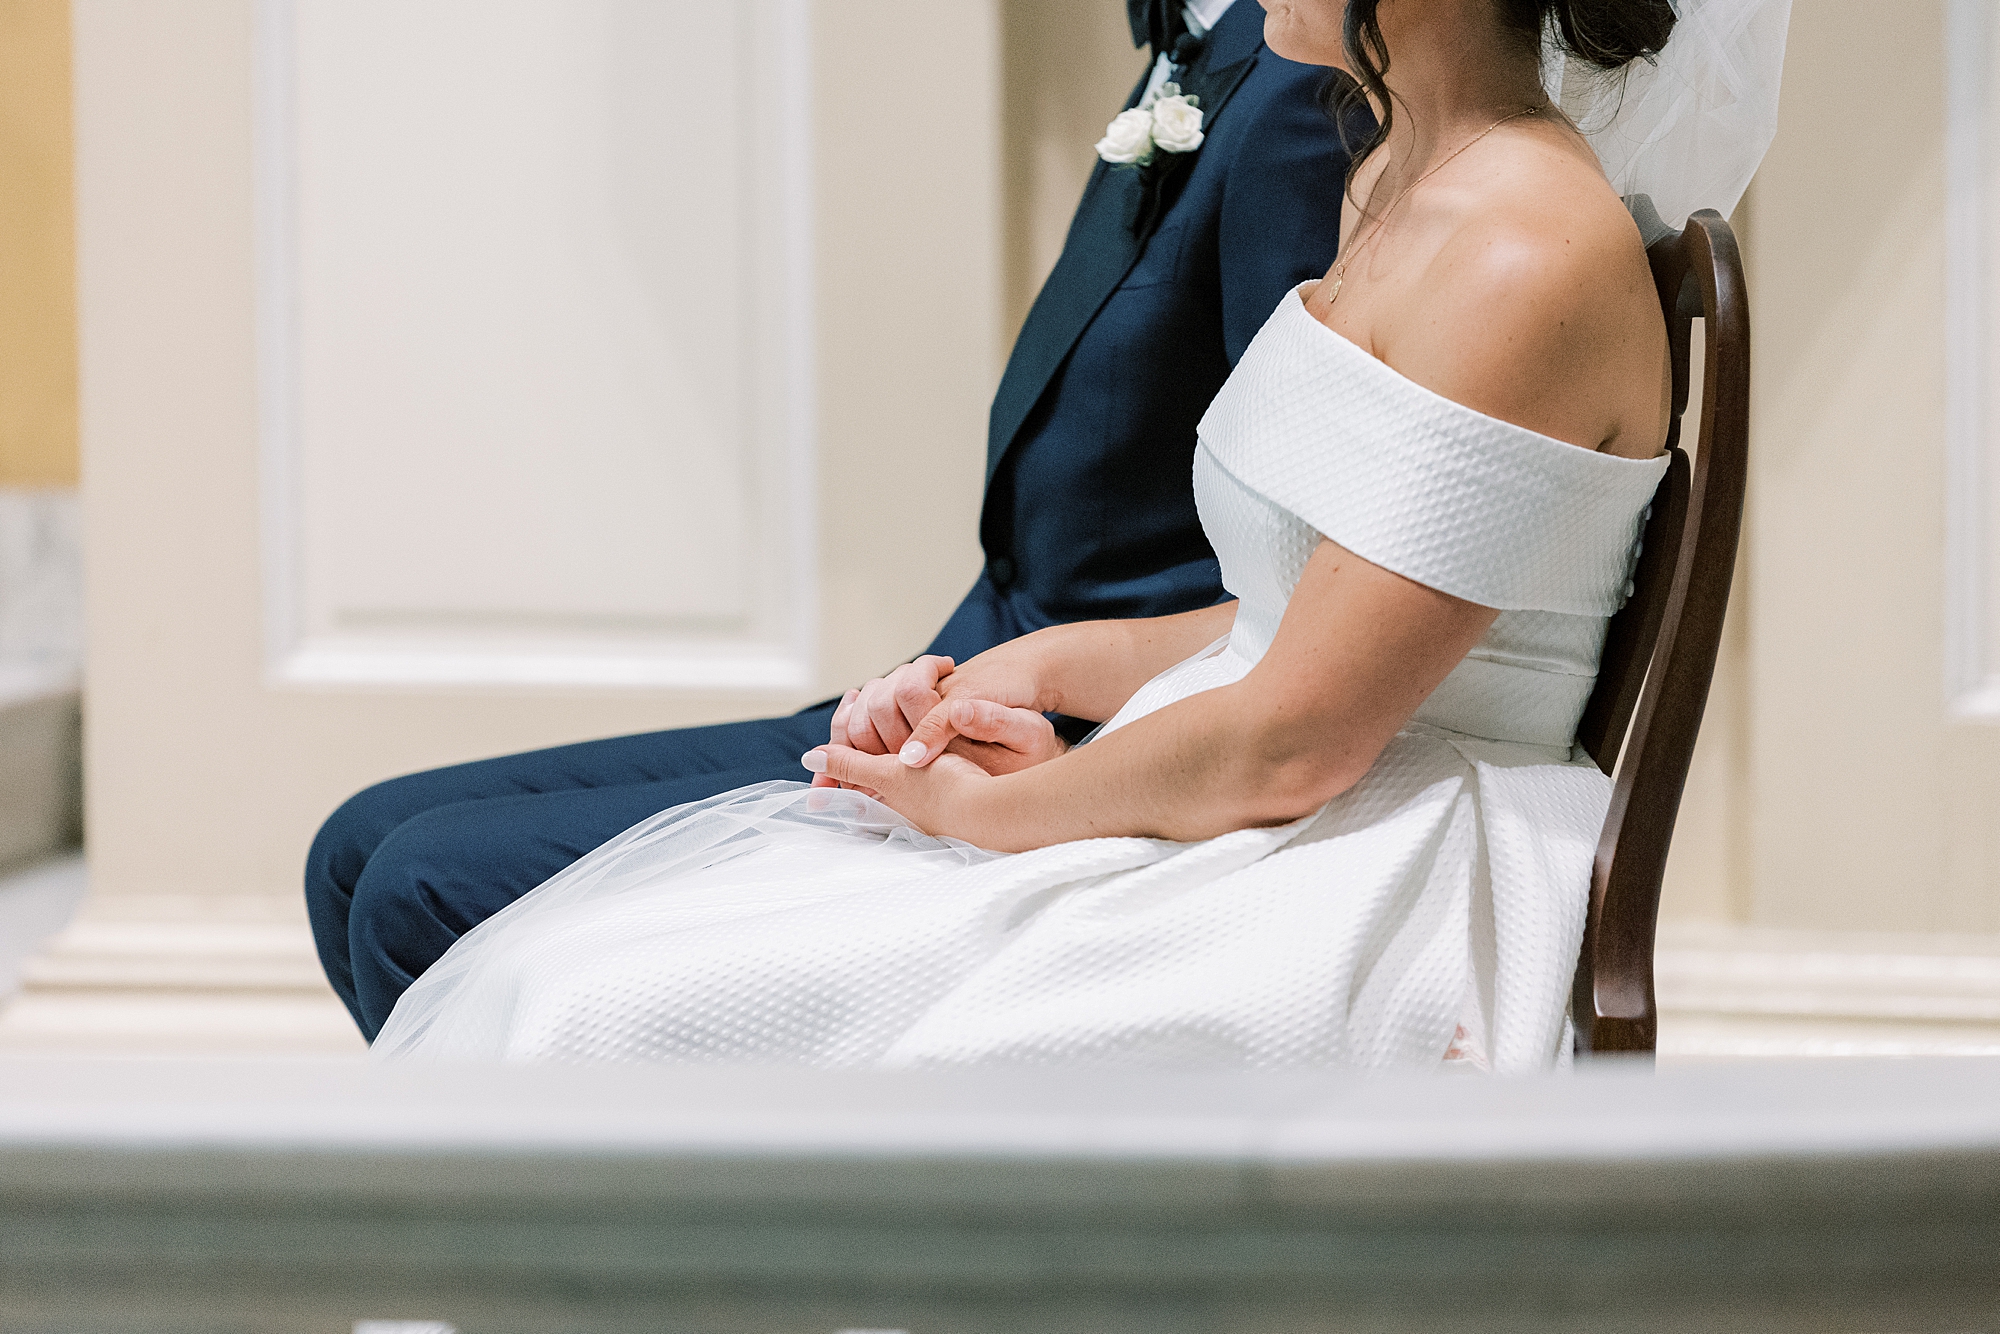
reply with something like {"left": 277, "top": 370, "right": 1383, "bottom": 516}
{"left": 930, "top": 8, "right": 1355, "bottom": 658}
{"left": 306, "top": 3, "right": 1355, "bottom": 1040}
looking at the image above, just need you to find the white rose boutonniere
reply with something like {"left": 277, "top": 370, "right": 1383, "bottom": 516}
{"left": 1095, "top": 108, "right": 1156, "bottom": 166}
{"left": 1149, "top": 89, "right": 1205, "bottom": 154}
{"left": 1095, "top": 84, "right": 1205, "bottom": 167}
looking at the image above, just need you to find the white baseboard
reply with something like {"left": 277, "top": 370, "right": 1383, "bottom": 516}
{"left": 0, "top": 893, "right": 364, "bottom": 1056}
{"left": 1657, "top": 921, "right": 2000, "bottom": 1058}
{"left": 8, "top": 905, "right": 1999, "bottom": 1063}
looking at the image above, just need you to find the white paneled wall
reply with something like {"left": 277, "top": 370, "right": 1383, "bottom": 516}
{"left": 260, "top": 0, "right": 814, "bottom": 689}
{"left": 71, "top": 0, "right": 993, "bottom": 941}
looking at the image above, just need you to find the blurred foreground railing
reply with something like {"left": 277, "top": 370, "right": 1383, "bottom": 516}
{"left": 0, "top": 1059, "right": 1996, "bottom": 1333}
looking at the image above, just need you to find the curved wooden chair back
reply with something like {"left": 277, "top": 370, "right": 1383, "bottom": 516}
{"left": 1571, "top": 209, "right": 1750, "bottom": 1057}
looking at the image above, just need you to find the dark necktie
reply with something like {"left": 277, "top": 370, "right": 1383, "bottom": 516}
{"left": 1127, "top": 0, "right": 1188, "bottom": 58}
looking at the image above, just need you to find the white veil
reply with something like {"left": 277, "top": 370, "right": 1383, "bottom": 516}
{"left": 1543, "top": 0, "right": 1793, "bottom": 229}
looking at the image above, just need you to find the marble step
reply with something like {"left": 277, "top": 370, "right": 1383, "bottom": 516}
{"left": 0, "top": 669, "right": 81, "bottom": 872}
{"left": 0, "top": 488, "right": 83, "bottom": 874}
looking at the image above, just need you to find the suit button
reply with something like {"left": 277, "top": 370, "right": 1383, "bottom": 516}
{"left": 988, "top": 556, "right": 1016, "bottom": 588}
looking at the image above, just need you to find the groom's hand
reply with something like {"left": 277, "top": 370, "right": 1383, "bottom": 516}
{"left": 831, "top": 655, "right": 955, "bottom": 756}
{"left": 814, "top": 656, "right": 955, "bottom": 789}
{"left": 814, "top": 642, "right": 1061, "bottom": 788}
{"left": 815, "top": 674, "right": 1065, "bottom": 792}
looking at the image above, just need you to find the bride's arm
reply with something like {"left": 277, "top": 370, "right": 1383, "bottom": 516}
{"left": 821, "top": 171, "right": 1655, "bottom": 833}
{"left": 944, "top": 601, "right": 1240, "bottom": 725}
{"left": 810, "top": 537, "right": 1498, "bottom": 852}
{"left": 826, "top": 601, "right": 1239, "bottom": 764}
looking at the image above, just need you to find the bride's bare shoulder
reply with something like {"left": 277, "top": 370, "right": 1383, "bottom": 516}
{"left": 1389, "top": 137, "right": 1668, "bottom": 455}
{"left": 1412, "top": 130, "right": 1654, "bottom": 327}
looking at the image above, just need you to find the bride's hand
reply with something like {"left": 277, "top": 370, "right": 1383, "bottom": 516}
{"left": 802, "top": 742, "right": 993, "bottom": 841}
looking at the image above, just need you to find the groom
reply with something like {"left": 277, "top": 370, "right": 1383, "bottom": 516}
{"left": 307, "top": 0, "right": 1360, "bottom": 1040}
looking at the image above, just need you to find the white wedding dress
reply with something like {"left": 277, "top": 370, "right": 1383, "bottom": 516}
{"left": 376, "top": 288, "right": 1669, "bottom": 1072}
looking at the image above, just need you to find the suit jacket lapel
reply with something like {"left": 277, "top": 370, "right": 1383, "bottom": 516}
{"left": 985, "top": 4, "right": 1266, "bottom": 484}
{"left": 1123, "top": 41, "right": 1257, "bottom": 246}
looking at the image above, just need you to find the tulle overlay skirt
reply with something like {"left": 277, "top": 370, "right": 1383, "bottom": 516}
{"left": 374, "top": 652, "right": 1607, "bottom": 1072}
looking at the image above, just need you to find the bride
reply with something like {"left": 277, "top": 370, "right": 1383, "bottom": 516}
{"left": 376, "top": 0, "right": 1785, "bottom": 1070}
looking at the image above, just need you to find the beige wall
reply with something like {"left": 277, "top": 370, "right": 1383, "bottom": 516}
{"left": 1000, "top": 1, "right": 1146, "bottom": 341}
{"left": 1744, "top": 0, "right": 1997, "bottom": 934}
{"left": 1658, "top": 0, "right": 2000, "bottom": 937}
{"left": 0, "top": 0, "right": 79, "bottom": 487}
{"left": 76, "top": 1, "right": 995, "bottom": 899}
{"left": 74, "top": 0, "right": 1999, "bottom": 939}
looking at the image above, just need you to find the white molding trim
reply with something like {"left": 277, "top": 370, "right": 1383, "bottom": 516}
{"left": 252, "top": 0, "right": 817, "bottom": 693}
{"left": 779, "top": 0, "right": 821, "bottom": 700}
{"left": 1946, "top": 0, "right": 2000, "bottom": 719}
{"left": 1656, "top": 921, "right": 2000, "bottom": 1058}
{"left": 275, "top": 645, "right": 813, "bottom": 692}
{"left": 0, "top": 891, "right": 362, "bottom": 1056}
{"left": 252, "top": 0, "right": 301, "bottom": 690}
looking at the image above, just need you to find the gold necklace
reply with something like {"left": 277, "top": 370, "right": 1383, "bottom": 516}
{"left": 1324, "top": 106, "right": 1542, "bottom": 307}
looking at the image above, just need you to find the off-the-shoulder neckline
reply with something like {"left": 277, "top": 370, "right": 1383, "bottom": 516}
{"left": 1282, "top": 284, "right": 1670, "bottom": 470}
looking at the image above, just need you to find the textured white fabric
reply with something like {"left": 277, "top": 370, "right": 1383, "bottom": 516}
{"left": 375, "top": 293, "right": 1666, "bottom": 1074}
{"left": 1200, "top": 289, "right": 1669, "bottom": 617}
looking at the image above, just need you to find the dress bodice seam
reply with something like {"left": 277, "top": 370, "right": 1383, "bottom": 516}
{"left": 1461, "top": 646, "right": 1599, "bottom": 678}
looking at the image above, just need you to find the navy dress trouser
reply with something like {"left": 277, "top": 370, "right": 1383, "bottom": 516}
{"left": 309, "top": 578, "right": 1035, "bottom": 1040}
{"left": 307, "top": 706, "right": 836, "bottom": 1039}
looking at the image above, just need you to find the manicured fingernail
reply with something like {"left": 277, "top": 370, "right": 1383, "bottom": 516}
{"left": 801, "top": 750, "right": 828, "bottom": 774}
{"left": 899, "top": 740, "right": 927, "bottom": 766}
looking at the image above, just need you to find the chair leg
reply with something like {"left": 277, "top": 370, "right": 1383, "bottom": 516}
{"left": 1579, "top": 1013, "right": 1658, "bottom": 1057}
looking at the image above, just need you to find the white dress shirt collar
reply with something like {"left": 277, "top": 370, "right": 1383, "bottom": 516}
{"left": 1182, "top": 0, "right": 1236, "bottom": 38}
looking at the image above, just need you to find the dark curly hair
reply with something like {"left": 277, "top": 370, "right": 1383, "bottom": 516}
{"left": 1328, "top": 0, "right": 1677, "bottom": 198}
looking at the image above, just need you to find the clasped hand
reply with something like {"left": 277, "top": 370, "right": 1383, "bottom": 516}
{"left": 802, "top": 651, "right": 1068, "bottom": 834}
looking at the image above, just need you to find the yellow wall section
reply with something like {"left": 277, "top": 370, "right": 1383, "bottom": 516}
{"left": 0, "top": 0, "right": 79, "bottom": 487}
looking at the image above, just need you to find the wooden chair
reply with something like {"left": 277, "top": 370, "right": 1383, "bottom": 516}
{"left": 1571, "top": 209, "right": 1750, "bottom": 1057}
